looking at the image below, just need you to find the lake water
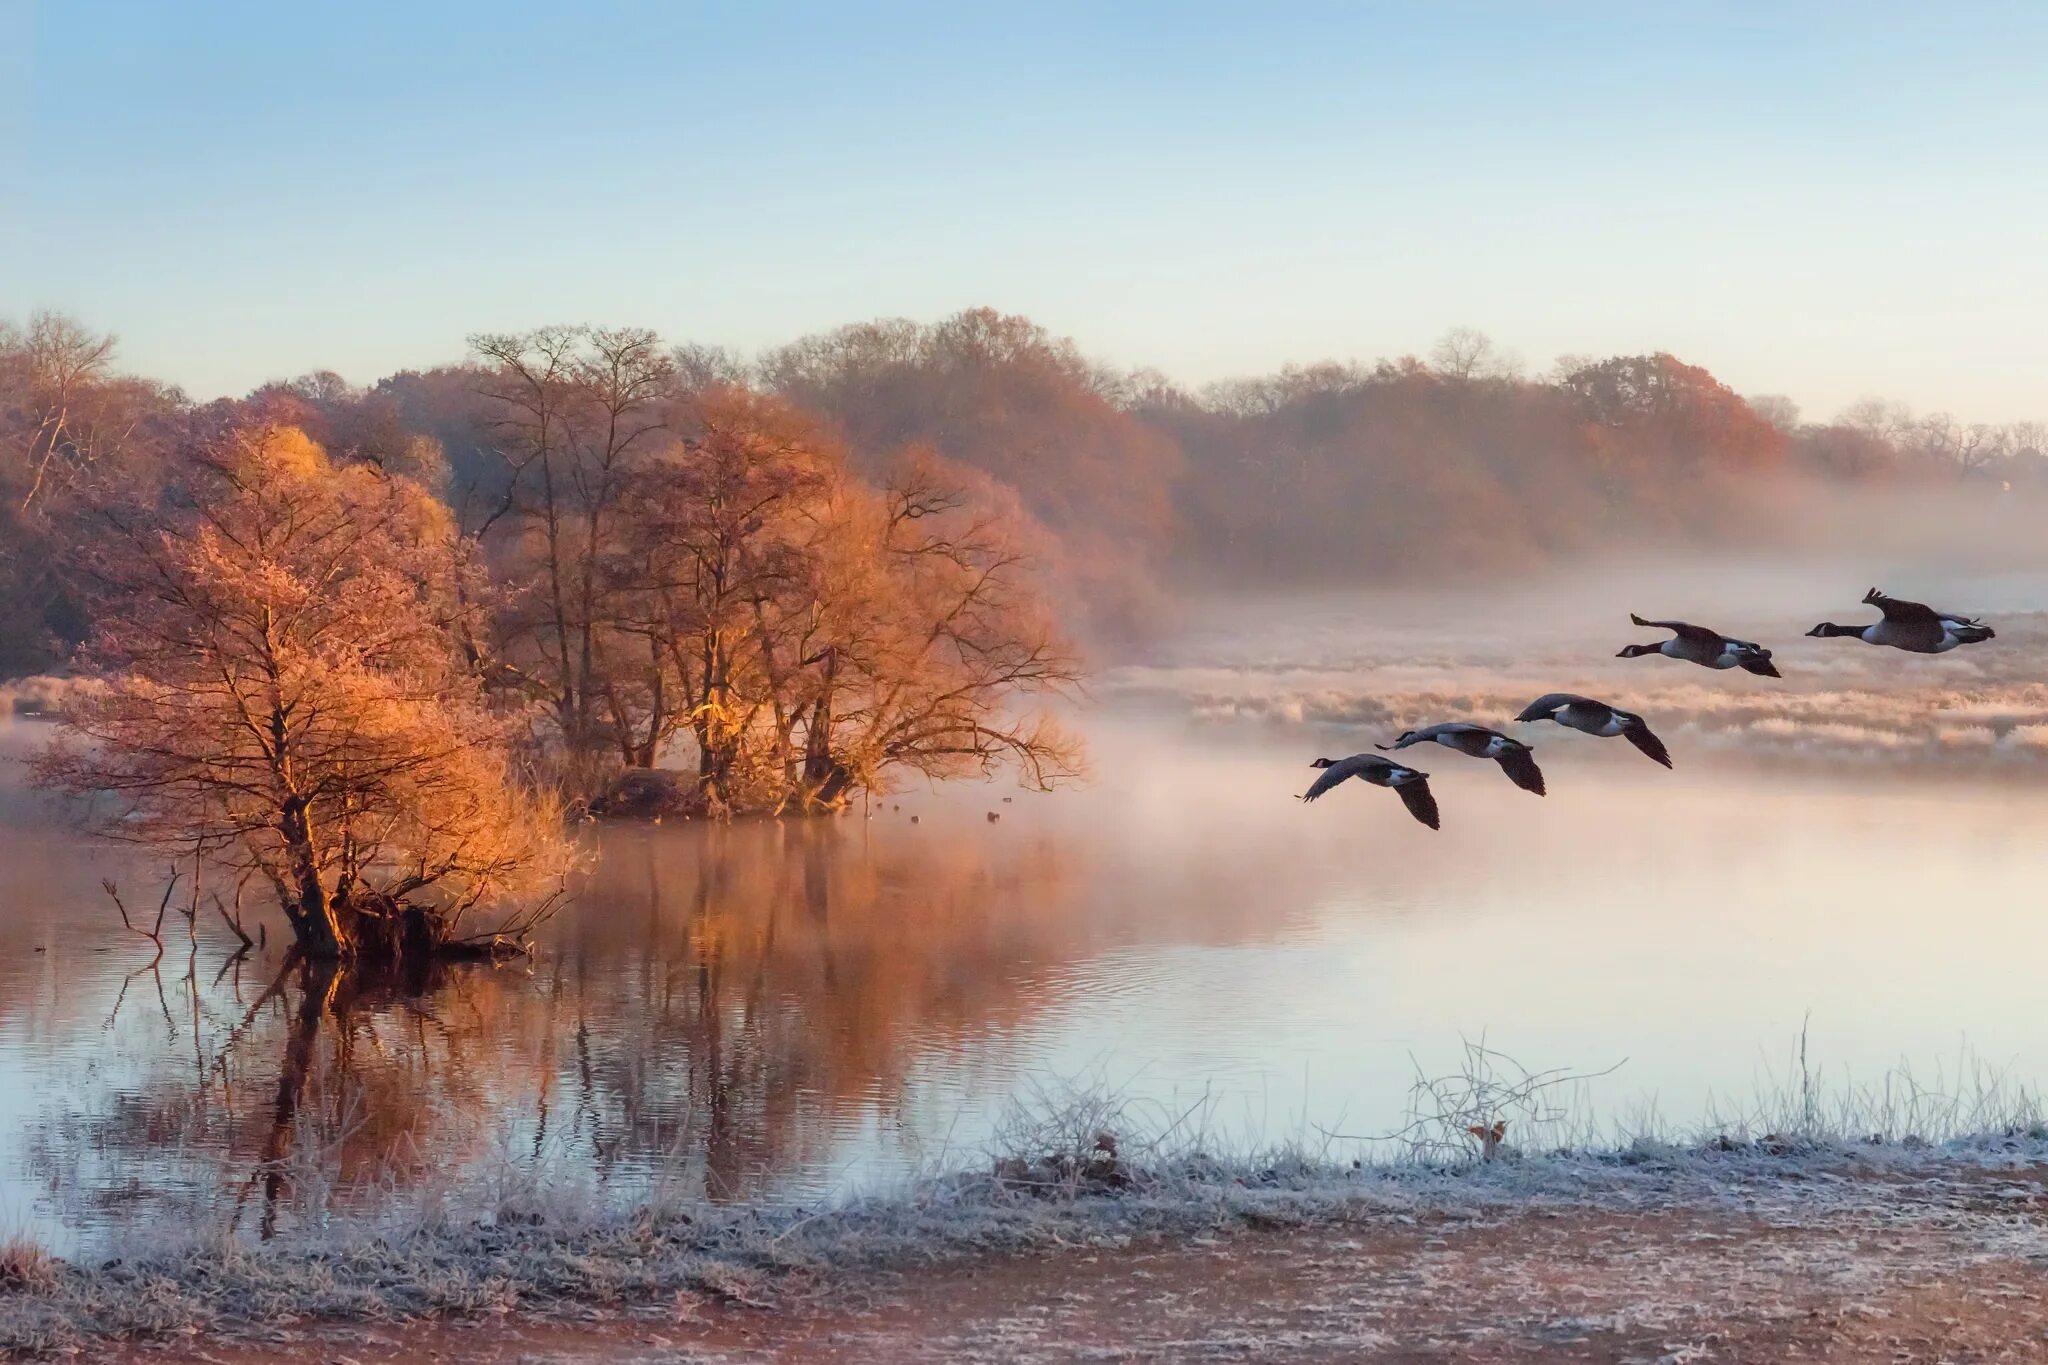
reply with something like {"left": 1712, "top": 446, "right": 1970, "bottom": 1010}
{"left": 7, "top": 575, "right": 2048, "bottom": 1252}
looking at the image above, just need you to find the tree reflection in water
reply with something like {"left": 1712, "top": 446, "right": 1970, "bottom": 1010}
{"left": 30, "top": 816, "right": 1096, "bottom": 1244}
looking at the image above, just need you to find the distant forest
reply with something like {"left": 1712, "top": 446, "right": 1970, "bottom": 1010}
{"left": 5, "top": 306, "right": 2044, "bottom": 681}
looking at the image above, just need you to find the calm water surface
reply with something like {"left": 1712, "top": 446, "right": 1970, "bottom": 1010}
{"left": 5, "top": 667, "right": 2048, "bottom": 1250}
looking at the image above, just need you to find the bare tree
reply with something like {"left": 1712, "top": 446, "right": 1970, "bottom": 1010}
{"left": 1430, "top": 327, "right": 1514, "bottom": 382}
{"left": 469, "top": 326, "right": 675, "bottom": 765}
{"left": 1, "top": 311, "right": 122, "bottom": 511}
{"left": 1910, "top": 413, "right": 1997, "bottom": 480}
{"left": 1745, "top": 394, "right": 1801, "bottom": 433}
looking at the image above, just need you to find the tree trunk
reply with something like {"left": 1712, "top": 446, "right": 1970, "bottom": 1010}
{"left": 280, "top": 795, "right": 348, "bottom": 959}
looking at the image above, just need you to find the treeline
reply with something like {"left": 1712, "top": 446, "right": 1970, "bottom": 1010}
{"left": 8, "top": 306, "right": 2046, "bottom": 676}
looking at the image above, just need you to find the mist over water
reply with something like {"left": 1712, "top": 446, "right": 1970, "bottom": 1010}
{"left": 6, "top": 556, "right": 2048, "bottom": 1254}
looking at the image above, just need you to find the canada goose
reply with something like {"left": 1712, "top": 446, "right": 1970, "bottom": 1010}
{"left": 1378, "top": 723, "right": 1545, "bottom": 796}
{"left": 1617, "top": 614, "right": 1780, "bottom": 677}
{"left": 1514, "top": 693, "right": 1672, "bottom": 768}
{"left": 1807, "top": 588, "right": 1995, "bottom": 654}
{"left": 1300, "top": 754, "right": 1440, "bottom": 829}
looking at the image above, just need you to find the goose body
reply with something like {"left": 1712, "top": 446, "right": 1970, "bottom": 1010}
{"left": 1514, "top": 693, "right": 1673, "bottom": 768}
{"left": 1379, "top": 722, "right": 1546, "bottom": 795}
{"left": 1618, "top": 614, "right": 1779, "bottom": 677}
{"left": 1301, "top": 754, "right": 1440, "bottom": 828}
{"left": 1807, "top": 588, "right": 1994, "bottom": 654}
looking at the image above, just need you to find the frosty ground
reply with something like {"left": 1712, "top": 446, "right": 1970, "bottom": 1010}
{"left": 7, "top": 1130, "right": 2047, "bottom": 1362}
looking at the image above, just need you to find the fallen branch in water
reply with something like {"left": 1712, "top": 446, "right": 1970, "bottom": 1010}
{"left": 103, "top": 871, "right": 182, "bottom": 962}
{"left": 213, "top": 886, "right": 255, "bottom": 953}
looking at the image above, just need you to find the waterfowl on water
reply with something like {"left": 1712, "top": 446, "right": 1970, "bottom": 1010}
{"left": 1300, "top": 754, "right": 1440, "bottom": 829}
{"left": 1514, "top": 693, "right": 1672, "bottom": 769}
{"left": 1378, "top": 723, "right": 1545, "bottom": 796}
{"left": 1617, "top": 614, "right": 1780, "bottom": 677}
{"left": 1807, "top": 588, "right": 1995, "bottom": 654}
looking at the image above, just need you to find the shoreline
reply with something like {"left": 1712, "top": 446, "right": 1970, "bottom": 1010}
{"left": 10, "top": 1128, "right": 2048, "bottom": 1358}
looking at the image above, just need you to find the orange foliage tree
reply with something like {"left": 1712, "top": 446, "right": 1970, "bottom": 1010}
{"left": 34, "top": 424, "right": 572, "bottom": 964}
{"left": 604, "top": 388, "right": 1083, "bottom": 813}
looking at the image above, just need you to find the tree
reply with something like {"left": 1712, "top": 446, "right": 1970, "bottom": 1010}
{"left": 469, "top": 327, "right": 677, "bottom": 768}
{"left": 1909, "top": 413, "right": 1997, "bottom": 480}
{"left": 607, "top": 386, "right": 843, "bottom": 800}
{"left": 1558, "top": 353, "right": 1785, "bottom": 479}
{"left": 34, "top": 424, "right": 571, "bottom": 964}
{"left": 1746, "top": 394, "right": 1801, "bottom": 433}
{"left": 762, "top": 308, "right": 1182, "bottom": 632}
{"left": 0, "top": 312, "right": 187, "bottom": 674}
{"left": 1430, "top": 327, "right": 1518, "bottom": 382}
{"left": 2, "top": 311, "right": 122, "bottom": 512}
{"left": 243, "top": 372, "right": 450, "bottom": 488}
{"left": 1797, "top": 422, "right": 1897, "bottom": 481}
{"left": 603, "top": 390, "right": 1084, "bottom": 813}
{"left": 834, "top": 450, "right": 1084, "bottom": 796}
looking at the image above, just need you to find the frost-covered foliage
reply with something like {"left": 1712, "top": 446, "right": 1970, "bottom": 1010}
{"left": 32, "top": 424, "right": 572, "bottom": 961}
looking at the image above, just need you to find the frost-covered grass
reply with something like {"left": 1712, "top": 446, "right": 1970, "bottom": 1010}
{"left": 6, "top": 1049, "right": 2048, "bottom": 1356}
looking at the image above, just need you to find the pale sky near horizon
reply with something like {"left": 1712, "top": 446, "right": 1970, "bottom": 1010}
{"left": 6, "top": 1, "right": 2046, "bottom": 421}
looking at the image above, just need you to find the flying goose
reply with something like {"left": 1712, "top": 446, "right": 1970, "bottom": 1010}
{"left": 1300, "top": 754, "right": 1440, "bottom": 829}
{"left": 1378, "top": 723, "right": 1546, "bottom": 795}
{"left": 1617, "top": 614, "right": 1780, "bottom": 677}
{"left": 1514, "top": 693, "right": 1672, "bottom": 768}
{"left": 1807, "top": 588, "right": 1995, "bottom": 654}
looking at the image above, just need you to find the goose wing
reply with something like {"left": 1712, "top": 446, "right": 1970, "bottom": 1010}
{"left": 1739, "top": 656, "right": 1782, "bottom": 678}
{"left": 1383, "top": 722, "right": 1459, "bottom": 746}
{"left": 1630, "top": 614, "right": 1723, "bottom": 647}
{"left": 1515, "top": 693, "right": 1594, "bottom": 722}
{"left": 1384, "top": 722, "right": 1503, "bottom": 756}
{"left": 1495, "top": 747, "right": 1546, "bottom": 796}
{"left": 1622, "top": 719, "right": 1673, "bottom": 769}
{"left": 1395, "top": 776, "right": 1441, "bottom": 829}
{"left": 1863, "top": 588, "right": 1940, "bottom": 625}
{"left": 1302, "top": 753, "right": 1378, "bottom": 802}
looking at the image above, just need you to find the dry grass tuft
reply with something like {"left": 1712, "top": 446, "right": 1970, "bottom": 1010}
{"left": 0, "top": 1237, "right": 57, "bottom": 1295}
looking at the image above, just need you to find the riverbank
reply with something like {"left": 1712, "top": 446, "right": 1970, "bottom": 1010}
{"left": 13, "top": 1129, "right": 2048, "bottom": 1360}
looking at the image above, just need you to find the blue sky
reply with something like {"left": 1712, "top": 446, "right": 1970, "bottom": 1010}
{"left": 7, "top": 1, "right": 2046, "bottom": 420}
